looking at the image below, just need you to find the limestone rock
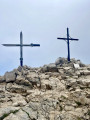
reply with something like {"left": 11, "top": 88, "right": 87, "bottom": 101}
{"left": 4, "top": 71, "right": 16, "bottom": 82}
{"left": 6, "top": 83, "right": 27, "bottom": 94}
{"left": 47, "top": 63, "right": 58, "bottom": 72}
{"left": 15, "top": 109, "right": 30, "bottom": 120}
{"left": 73, "top": 63, "right": 80, "bottom": 69}
{"left": 22, "top": 107, "right": 37, "bottom": 120}
{"left": 77, "top": 79, "right": 90, "bottom": 87}
{"left": 83, "top": 70, "right": 90, "bottom": 75}
{"left": 0, "top": 58, "right": 90, "bottom": 120}
{"left": 0, "top": 76, "right": 5, "bottom": 83}
{"left": 3, "top": 113, "right": 19, "bottom": 120}
{"left": 40, "top": 63, "right": 58, "bottom": 72}
{"left": 0, "top": 107, "right": 20, "bottom": 118}
{"left": 39, "top": 73, "right": 50, "bottom": 79}
{"left": 16, "top": 76, "right": 32, "bottom": 87}
{"left": 11, "top": 94, "right": 27, "bottom": 107}
{"left": 55, "top": 57, "right": 68, "bottom": 66}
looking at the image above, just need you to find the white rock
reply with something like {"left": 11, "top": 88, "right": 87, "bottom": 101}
{"left": 73, "top": 64, "right": 80, "bottom": 69}
{"left": 4, "top": 113, "right": 19, "bottom": 120}
{"left": 0, "top": 107, "right": 20, "bottom": 117}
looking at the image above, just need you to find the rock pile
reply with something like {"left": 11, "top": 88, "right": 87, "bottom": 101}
{"left": 0, "top": 58, "right": 90, "bottom": 120}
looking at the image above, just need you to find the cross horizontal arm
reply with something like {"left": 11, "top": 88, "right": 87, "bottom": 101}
{"left": 57, "top": 38, "right": 79, "bottom": 41}
{"left": 30, "top": 43, "right": 40, "bottom": 47}
{"left": 2, "top": 44, "right": 21, "bottom": 46}
{"left": 2, "top": 43, "right": 40, "bottom": 47}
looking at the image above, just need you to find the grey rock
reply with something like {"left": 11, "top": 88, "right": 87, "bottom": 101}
{"left": 4, "top": 113, "right": 20, "bottom": 120}
{"left": 6, "top": 83, "right": 27, "bottom": 94}
{"left": 26, "top": 72, "right": 40, "bottom": 87}
{"left": 41, "top": 63, "right": 58, "bottom": 72}
{"left": 77, "top": 79, "right": 90, "bottom": 87}
{"left": 17, "top": 66, "right": 23, "bottom": 72}
{"left": 47, "top": 63, "right": 58, "bottom": 72}
{"left": 16, "top": 76, "right": 32, "bottom": 87}
{"left": 15, "top": 109, "right": 30, "bottom": 120}
{"left": 22, "top": 107, "right": 37, "bottom": 120}
{"left": 0, "top": 76, "right": 5, "bottom": 83}
{"left": 0, "top": 107, "right": 20, "bottom": 117}
{"left": 4, "top": 71, "right": 16, "bottom": 82}
{"left": 55, "top": 57, "right": 68, "bottom": 66}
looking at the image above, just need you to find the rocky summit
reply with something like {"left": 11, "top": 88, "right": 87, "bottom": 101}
{"left": 0, "top": 57, "right": 90, "bottom": 120}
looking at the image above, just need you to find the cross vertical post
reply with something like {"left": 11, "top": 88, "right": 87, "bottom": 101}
{"left": 57, "top": 28, "right": 79, "bottom": 62}
{"left": 67, "top": 28, "right": 70, "bottom": 62}
{"left": 20, "top": 32, "right": 23, "bottom": 66}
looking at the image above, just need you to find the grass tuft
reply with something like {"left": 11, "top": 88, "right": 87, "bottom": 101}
{"left": 0, "top": 109, "right": 19, "bottom": 120}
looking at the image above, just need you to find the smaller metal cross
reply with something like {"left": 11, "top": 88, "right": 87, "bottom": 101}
{"left": 57, "top": 28, "right": 79, "bottom": 62}
{"left": 2, "top": 31, "right": 40, "bottom": 66}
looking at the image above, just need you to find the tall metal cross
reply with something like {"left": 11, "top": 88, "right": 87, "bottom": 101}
{"left": 57, "top": 28, "right": 79, "bottom": 62}
{"left": 2, "top": 31, "right": 40, "bottom": 66}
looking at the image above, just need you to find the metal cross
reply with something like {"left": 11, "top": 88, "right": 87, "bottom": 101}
{"left": 2, "top": 31, "right": 40, "bottom": 66}
{"left": 57, "top": 28, "right": 79, "bottom": 62}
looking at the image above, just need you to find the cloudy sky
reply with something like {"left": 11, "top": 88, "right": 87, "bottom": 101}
{"left": 0, "top": 0, "right": 90, "bottom": 75}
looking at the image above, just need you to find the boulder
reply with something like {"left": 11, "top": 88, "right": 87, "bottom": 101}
{"left": 26, "top": 72, "right": 40, "bottom": 87}
{"left": 15, "top": 109, "right": 30, "bottom": 120}
{"left": 3, "top": 113, "right": 20, "bottom": 120}
{"left": 77, "top": 79, "right": 90, "bottom": 87}
{"left": 4, "top": 71, "right": 16, "bottom": 82}
{"left": 11, "top": 94, "right": 27, "bottom": 107}
{"left": 22, "top": 107, "right": 37, "bottom": 120}
{"left": 41, "top": 63, "right": 58, "bottom": 72}
{"left": 83, "top": 70, "right": 90, "bottom": 75}
{"left": 26, "top": 72, "right": 38, "bottom": 78}
{"left": 64, "top": 106, "right": 74, "bottom": 111}
{"left": 55, "top": 57, "right": 68, "bottom": 66}
{"left": 73, "top": 64, "right": 80, "bottom": 69}
{"left": 66, "top": 79, "right": 77, "bottom": 90}
{"left": 0, "top": 76, "right": 5, "bottom": 83}
{"left": 6, "top": 83, "right": 27, "bottom": 94}
{"left": 0, "top": 107, "right": 20, "bottom": 118}
{"left": 16, "top": 76, "right": 32, "bottom": 87}
{"left": 47, "top": 63, "right": 58, "bottom": 72}
{"left": 39, "top": 73, "right": 50, "bottom": 79}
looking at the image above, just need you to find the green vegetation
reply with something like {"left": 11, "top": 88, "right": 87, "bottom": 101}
{"left": 10, "top": 110, "right": 19, "bottom": 114}
{"left": 61, "top": 95, "right": 67, "bottom": 99}
{"left": 59, "top": 105, "right": 63, "bottom": 111}
{"left": 0, "top": 113, "right": 9, "bottom": 120}
{"left": 77, "top": 117, "right": 82, "bottom": 120}
{"left": 75, "top": 101, "right": 82, "bottom": 106}
{"left": 87, "top": 109, "right": 90, "bottom": 116}
{"left": 0, "top": 109, "right": 19, "bottom": 120}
